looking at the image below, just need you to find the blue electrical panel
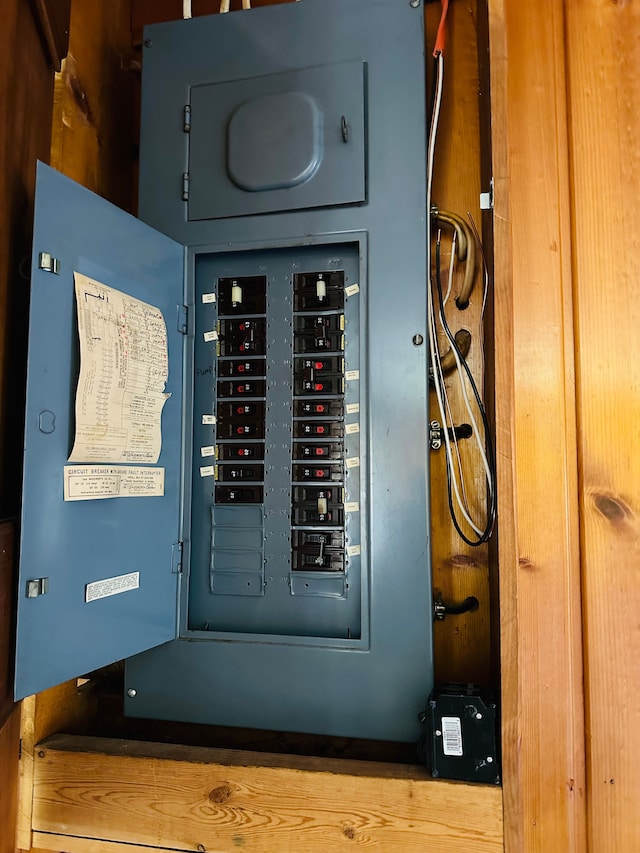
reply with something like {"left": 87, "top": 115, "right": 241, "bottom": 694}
{"left": 16, "top": 0, "right": 433, "bottom": 743}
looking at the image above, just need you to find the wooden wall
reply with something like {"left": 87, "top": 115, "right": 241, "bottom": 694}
{"left": 565, "top": 1, "right": 640, "bottom": 849}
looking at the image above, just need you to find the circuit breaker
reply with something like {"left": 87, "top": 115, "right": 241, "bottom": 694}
{"left": 15, "top": 0, "right": 433, "bottom": 742}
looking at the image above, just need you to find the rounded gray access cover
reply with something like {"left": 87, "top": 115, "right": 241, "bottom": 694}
{"left": 227, "top": 92, "right": 323, "bottom": 192}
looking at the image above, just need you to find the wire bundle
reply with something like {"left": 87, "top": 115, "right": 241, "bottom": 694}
{"left": 426, "top": 26, "right": 496, "bottom": 546}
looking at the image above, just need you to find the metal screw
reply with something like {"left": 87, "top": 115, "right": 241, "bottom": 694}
{"left": 435, "top": 729, "right": 442, "bottom": 737}
{"left": 487, "top": 756, "right": 494, "bottom": 763}
{"left": 126, "top": 688, "right": 137, "bottom": 698}
{"left": 476, "top": 712, "right": 483, "bottom": 720}
{"left": 143, "top": 38, "right": 153, "bottom": 48}
{"left": 37, "top": 750, "right": 45, "bottom": 758}
{"left": 410, "top": 0, "right": 421, "bottom": 7}
{"left": 412, "top": 333, "right": 424, "bottom": 346}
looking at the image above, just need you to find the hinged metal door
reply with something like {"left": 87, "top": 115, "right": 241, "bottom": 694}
{"left": 15, "top": 163, "right": 184, "bottom": 699}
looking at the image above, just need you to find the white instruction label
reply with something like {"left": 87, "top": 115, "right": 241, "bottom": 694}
{"left": 346, "top": 403, "right": 360, "bottom": 415}
{"left": 345, "top": 370, "right": 360, "bottom": 382}
{"left": 345, "top": 422, "right": 360, "bottom": 435}
{"left": 202, "top": 415, "right": 216, "bottom": 425}
{"left": 85, "top": 571, "right": 139, "bottom": 603}
{"left": 204, "top": 330, "right": 218, "bottom": 342}
{"left": 202, "top": 293, "right": 216, "bottom": 304}
{"left": 347, "top": 544, "right": 361, "bottom": 557}
{"left": 346, "top": 457, "right": 360, "bottom": 469}
{"left": 201, "top": 446, "right": 215, "bottom": 457}
{"left": 345, "top": 283, "right": 360, "bottom": 297}
{"left": 64, "top": 466, "right": 164, "bottom": 501}
{"left": 441, "top": 716, "right": 464, "bottom": 756}
{"left": 345, "top": 501, "right": 360, "bottom": 513}
{"left": 200, "top": 465, "right": 215, "bottom": 478}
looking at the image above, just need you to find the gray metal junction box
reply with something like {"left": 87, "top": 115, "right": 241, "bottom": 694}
{"left": 15, "top": 0, "right": 433, "bottom": 742}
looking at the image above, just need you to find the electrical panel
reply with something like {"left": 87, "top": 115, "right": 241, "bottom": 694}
{"left": 15, "top": 0, "right": 433, "bottom": 743}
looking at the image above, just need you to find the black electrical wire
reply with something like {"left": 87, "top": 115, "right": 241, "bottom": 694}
{"left": 434, "top": 239, "right": 497, "bottom": 546}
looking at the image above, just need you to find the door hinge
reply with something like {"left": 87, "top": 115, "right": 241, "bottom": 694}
{"left": 182, "top": 172, "right": 190, "bottom": 202}
{"left": 171, "top": 541, "right": 183, "bottom": 574}
{"left": 38, "top": 252, "right": 60, "bottom": 274}
{"left": 183, "top": 104, "right": 191, "bottom": 133}
{"left": 26, "top": 577, "right": 49, "bottom": 598}
{"left": 177, "top": 304, "right": 188, "bottom": 335}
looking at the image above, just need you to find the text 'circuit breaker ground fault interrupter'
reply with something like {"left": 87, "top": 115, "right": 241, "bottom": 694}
{"left": 15, "top": 0, "right": 433, "bottom": 742}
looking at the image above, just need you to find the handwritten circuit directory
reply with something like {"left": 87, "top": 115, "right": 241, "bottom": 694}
{"left": 69, "top": 272, "right": 171, "bottom": 465}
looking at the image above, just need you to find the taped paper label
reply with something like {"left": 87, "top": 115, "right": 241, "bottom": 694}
{"left": 201, "top": 446, "right": 215, "bottom": 457}
{"left": 345, "top": 422, "right": 360, "bottom": 435}
{"left": 347, "top": 544, "right": 361, "bottom": 557}
{"left": 202, "top": 293, "right": 216, "bottom": 304}
{"left": 63, "top": 466, "right": 164, "bottom": 501}
{"left": 204, "top": 330, "right": 218, "bottom": 342}
{"left": 345, "top": 501, "right": 360, "bottom": 513}
{"left": 85, "top": 571, "right": 139, "bottom": 603}
{"left": 69, "top": 273, "right": 170, "bottom": 465}
{"left": 346, "top": 403, "right": 360, "bottom": 415}
{"left": 200, "top": 465, "right": 215, "bottom": 478}
{"left": 202, "top": 415, "right": 216, "bottom": 425}
{"left": 345, "top": 283, "right": 360, "bottom": 297}
{"left": 346, "top": 456, "right": 360, "bottom": 469}
{"left": 345, "top": 370, "right": 360, "bottom": 382}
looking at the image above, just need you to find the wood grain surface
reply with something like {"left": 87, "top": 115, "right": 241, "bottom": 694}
{"left": 565, "top": 1, "right": 640, "bottom": 850}
{"left": 488, "top": 0, "right": 586, "bottom": 851}
{"left": 0, "top": 707, "right": 21, "bottom": 853}
{"left": 32, "top": 734, "right": 503, "bottom": 853}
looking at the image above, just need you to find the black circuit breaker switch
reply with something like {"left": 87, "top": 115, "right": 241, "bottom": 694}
{"left": 423, "top": 684, "right": 500, "bottom": 785}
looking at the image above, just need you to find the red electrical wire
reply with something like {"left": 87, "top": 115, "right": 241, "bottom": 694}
{"left": 433, "top": 0, "right": 450, "bottom": 57}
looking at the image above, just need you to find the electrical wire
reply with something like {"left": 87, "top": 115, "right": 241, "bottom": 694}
{"left": 435, "top": 240, "right": 496, "bottom": 544}
{"left": 426, "top": 41, "right": 496, "bottom": 546}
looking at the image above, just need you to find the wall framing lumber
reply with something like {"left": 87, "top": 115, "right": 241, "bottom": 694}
{"left": 565, "top": 1, "right": 640, "bottom": 850}
{"left": 488, "top": 1, "right": 586, "bottom": 851}
{"left": 31, "top": 734, "right": 503, "bottom": 853}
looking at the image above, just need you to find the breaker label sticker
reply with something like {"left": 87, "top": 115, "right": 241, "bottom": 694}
{"left": 345, "top": 422, "right": 360, "bottom": 435}
{"left": 202, "top": 293, "right": 216, "bottom": 303}
{"left": 345, "top": 283, "right": 360, "bottom": 297}
{"left": 202, "top": 415, "right": 216, "bottom": 425}
{"left": 346, "top": 457, "right": 360, "bottom": 469}
{"left": 345, "top": 501, "right": 360, "bottom": 513}
{"left": 345, "top": 370, "right": 360, "bottom": 382}
{"left": 200, "top": 465, "right": 215, "bottom": 478}
{"left": 441, "top": 716, "right": 464, "bottom": 756}
{"left": 347, "top": 545, "right": 361, "bottom": 557}
{"left": 346, "top": 403, "right": 360, "bottom": 415}
{"left": 85, "top": 571, "right": 139, "bottom": 603}
{"left": 203, "top": 330, "right": 218, "bottom": 342}
{"left": 201, "top": 446, "right": 216, "bottom": 457}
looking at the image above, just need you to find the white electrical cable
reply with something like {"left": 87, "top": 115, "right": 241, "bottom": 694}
{"left": 428, "top": 53, "right": 494, "bottom": 538}
{"left": 183, "top": 0, "right": 192, "bottom": 18}
{"left": 442, "top": 230, "right": 456, "bottom": 307}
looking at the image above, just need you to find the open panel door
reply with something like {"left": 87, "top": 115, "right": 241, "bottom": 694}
{"left": 15, "top": 163, "right": 184, "bottom": 699}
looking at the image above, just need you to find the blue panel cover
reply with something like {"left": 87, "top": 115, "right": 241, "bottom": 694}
{"left": 15, "top": 163, "right": 184, "bottom": 699}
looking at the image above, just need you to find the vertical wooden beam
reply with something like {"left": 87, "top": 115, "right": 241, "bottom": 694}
{"left": 488, "top": 1, "right": 586, "bottom": 850}
{"left": 564, "top": 2, "right": 640, "bottom": 851}
{"left": 0, "top": 707, "right": 20, "bottom": 853}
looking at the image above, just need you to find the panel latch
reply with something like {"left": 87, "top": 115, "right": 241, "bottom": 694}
{"left": 26, "top": 577, "right": 49, "bottom": 598}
